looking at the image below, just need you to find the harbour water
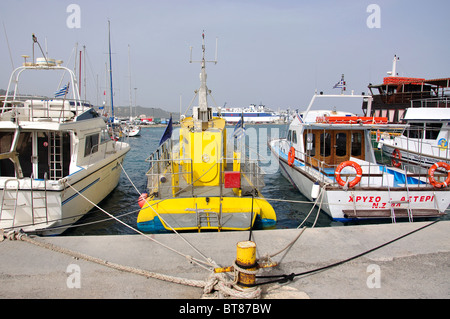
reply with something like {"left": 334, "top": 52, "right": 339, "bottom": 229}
{"left": 63, "top": 124, "right": 448, "bottom": 236}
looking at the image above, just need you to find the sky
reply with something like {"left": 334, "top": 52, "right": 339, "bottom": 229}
{"left": 1, "top": 0, "right": 449, "bottom": 115}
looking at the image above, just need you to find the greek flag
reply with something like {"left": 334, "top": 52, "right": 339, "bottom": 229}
{"left": 54, "top": 84, "right": 69, "bottom": 98}
{"left": 233, "top": 117, "right": 245, "bottom": 139}
{"left": 333, "top": 79, "right": 344, "bottom": 89}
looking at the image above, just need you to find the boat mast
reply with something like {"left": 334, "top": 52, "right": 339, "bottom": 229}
{"left": 190, "top": 32, "right": 217, "bottom": 130}
{"left": 128, "top": 44, "right": 132, "bottom": 121}
{"left": 108, "top": 20, "right": 114, "bottom": 119}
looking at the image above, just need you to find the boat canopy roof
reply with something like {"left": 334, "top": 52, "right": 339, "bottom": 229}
{"left": 404, "top": 107, "right": 450, "bottom": 121}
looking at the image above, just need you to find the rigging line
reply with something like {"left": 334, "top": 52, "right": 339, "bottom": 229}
{"left": 65, "top": 182, "right": 213, "bottom": 271}
{"left": 118, "top": 162, "right": 216, "bottom": 267}
{"left": 254, "top": 219, "right": 441, "bottom": 286}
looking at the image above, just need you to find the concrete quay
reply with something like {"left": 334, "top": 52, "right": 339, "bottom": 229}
{"left": 0, "top": 221, "right": 448, "bottom": 299}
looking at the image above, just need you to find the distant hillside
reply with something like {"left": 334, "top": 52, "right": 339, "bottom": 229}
{"left": 113, "top": 106, "right": 181, "bottom": 121}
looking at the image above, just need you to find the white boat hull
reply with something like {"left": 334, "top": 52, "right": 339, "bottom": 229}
{"left": 0, "top": 148, "right": 128, "bottom": 235}
{"left": 271, "top": 140, "right": 450, "bottom": 221}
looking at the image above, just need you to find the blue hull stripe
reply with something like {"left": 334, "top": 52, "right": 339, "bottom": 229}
{"left": 62, "top": 178, "right": 100, "bottom": 206}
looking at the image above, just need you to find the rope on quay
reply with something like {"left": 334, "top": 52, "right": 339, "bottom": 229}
{"left": 2, "top": 230, "right": 261, "bottom": 299}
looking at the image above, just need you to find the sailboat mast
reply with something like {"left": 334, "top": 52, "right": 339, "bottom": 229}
{"left": 108, "top": 20, "right": 114, "bottom": 118}
{"left": 128, "top": 44, "right": 132, "bottom": 121}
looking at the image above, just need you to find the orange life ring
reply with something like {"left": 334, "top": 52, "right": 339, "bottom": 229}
{"left": 335, "top": 161, "right": 363, "bottom": 188}
{"left": 288, "top": 147, "right": 295, "bottom": 166}
{"left": 428, "top": 162, "right": 450, "bottom": 188}
{"left": 392, "top": 149, "right": 402, "bottom": 167}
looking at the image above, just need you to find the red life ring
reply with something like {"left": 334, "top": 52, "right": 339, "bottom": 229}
{"left": 428, "top": 162, "right": 450, "bottom": 188}
{"left": 288, "top": 147, "right": 295, "bottom": 166}
{"left": 392, "top": 149, "right": 402, "bottom": 167}
{"left": 138, "top": 193, "right": 148, "bottom": 208}
{"left": 335, "top": 161, "right": 363, "bottom": 188}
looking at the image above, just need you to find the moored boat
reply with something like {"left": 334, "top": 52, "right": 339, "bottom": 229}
{"left": 269, "top": 92, "right": 450, "bottom": 222}
{"left": 136, "top": 34, "right": 276, "bottom": 233}
{"left": 379, "top": 106, "right": 450, "bottom": 175}
{"left": 0, "top": 36, "right": 130, "bottom": 235}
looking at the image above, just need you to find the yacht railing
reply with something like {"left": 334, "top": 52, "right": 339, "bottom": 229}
{"left": 410, "top": 96, "right": 450, "bottom": 108}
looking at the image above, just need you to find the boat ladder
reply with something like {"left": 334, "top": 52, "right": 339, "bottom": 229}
{"left": 49, "top": 132, "right": 63, "bottom": 180}
{"left": 30, "top": 173, "right": 49, "bottom": 225}
{"left": 386, "top": 166, "right": 414, "bottom": 223}
{"left": 187, "top": 206, "right": 222, "bottom": 231}
{"left": 0, "top": 179, "right": 20, "bottom": 227}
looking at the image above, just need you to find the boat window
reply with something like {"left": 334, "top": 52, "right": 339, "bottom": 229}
{"left": 287, "top": 130, "right": 292, "bottom": 142}
{"left": 84, "top": 134, "right": 99, "bottom": 156}
{"left": 305, "top": 133, "right": 315, "bottom": 156}
{"left": 320, "top": 133, "right": 331, "bottom": 157}
{"left": 425, "top": 123, "right": 442, "bottom": 140}
{"left": 100, "top": 129, "right": 110, "bottom": 144}
{"left": 403, "top": 123, "right": 423, "bottom": 139}
{"left": 351, "top": 132, "right": 362, "bottom": 157}
{"left": 292, "top": 130, "right": 297, "bottom": 144}
{"left": 335, "top": 133, "right": 347, "bottom": 157}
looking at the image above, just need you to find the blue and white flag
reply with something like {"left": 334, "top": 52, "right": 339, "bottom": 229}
{"left": 333, "top": 79, "right": 344, "bottom": 89}
{"left": 233, "top": 117, "right": 245, "bottom": 139}
{"left": 54, "top": 83, "right": 69, "bottom": 98}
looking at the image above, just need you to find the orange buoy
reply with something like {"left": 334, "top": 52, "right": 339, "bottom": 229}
{"left": 138, "top": 193, "right": 148, "bottom": 208}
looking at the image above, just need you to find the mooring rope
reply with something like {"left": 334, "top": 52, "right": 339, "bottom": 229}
{"left": 2, "top": 230, "right": 260, "bottom": 298}
{"left": 65, "top": 182, "right": 213, "bottom": 271}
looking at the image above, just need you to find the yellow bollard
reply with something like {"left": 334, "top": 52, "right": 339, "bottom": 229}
{"left": 235, "top": 240, "right": 257, "bottom": 288}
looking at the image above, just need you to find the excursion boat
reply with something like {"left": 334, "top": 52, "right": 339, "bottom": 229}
{"left": 379, "top": 106, "right": 450, "bottom": 175}
{"left": 213, "top": 104, "right": 281, "bottom": 124}
{"left": 0, "top": 40, "right": 130, "bottom": 235}
{"left": 136, "top": 34, "right": 276, "bottom": 233}
{"left": 361, "top": 55, "right": 450, "bottom": 123}
{"left": 269, "top": 92, "right": 450, "bottom": 222}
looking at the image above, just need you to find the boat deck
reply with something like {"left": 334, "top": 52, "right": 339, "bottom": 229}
{"left": 151, "top": 164, "right": 260, "bottom": 200}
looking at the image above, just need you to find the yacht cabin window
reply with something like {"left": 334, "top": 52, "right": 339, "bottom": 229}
{"left": 85, "top": 133, "right": 99, "bottom": 156}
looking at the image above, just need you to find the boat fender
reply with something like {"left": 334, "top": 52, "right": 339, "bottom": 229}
{"left": 428, "top": 162, "right": 450, "bottom": 188}
{"left": 334, "top": 161, "right": 362, "bottom": 188}
{"left": 160, "top": 175, "right": 167, "bottom": 183}
{"left": 288, "top": 147, "right": 295, "bottom": 166}
{"left": 391, "top": 149, "right": 402, "bottom": 167}
{"left": 311, "top": 182, "right": 320, "bottom": 199}
{"left": 138, "top": 193, "right": 148, "bottom": 208}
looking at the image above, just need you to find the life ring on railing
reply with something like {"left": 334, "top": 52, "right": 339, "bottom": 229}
{"left": 391, "top": 149, "right": 402, "bottom": 167}
{"left": 428, "top": 162, "right": 450, "bottom": 188}
{"left": 334, "top": 161, "right": 363, "bottom": 188}
{"left": 288, "top": 147, "right": 296, "bottom": 166}
{"left": 138, "top": 193, "right": 148, "bottom": 208}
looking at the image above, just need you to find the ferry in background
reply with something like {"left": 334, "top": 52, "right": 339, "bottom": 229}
{"left": 362, "top": 55, "right": 450, "bottom": 123}
{"left": 213, "top": 104, "right": 281, "bottom": 124}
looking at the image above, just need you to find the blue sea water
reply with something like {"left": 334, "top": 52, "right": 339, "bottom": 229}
{"left": 63, "top": 124, "right": 447, "bottom": 236}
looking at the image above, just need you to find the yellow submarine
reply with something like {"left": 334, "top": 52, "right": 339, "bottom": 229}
{"left": 136, "top": 34, "right": 276, "bottom": 233}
